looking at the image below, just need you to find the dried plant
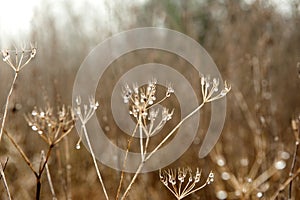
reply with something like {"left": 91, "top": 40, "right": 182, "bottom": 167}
{"left": 0, "top": 44, "right": 37, "bottom": 142}
{"left": 210, "top": 86, "right": 292, "bottom": 199}
{"left": 288, "top": 115, "right": 300, "bottom": 198}
{"left": 118, "top": 76, "right": 230, "bottom": 199}
{"left": 4, "top": 104, "right": 75, "bottom": 200}
{"left": 159, "top": 167, "right": 214, "bottom": 199}
{"left": 0, "top": 159, "right": 11, "bottom": 200}
{"left": 24, "top": 104, "right": 75, "bottom": 145}
{"left": 74, "top": 96, "right": 109, "bottom": 200}
{"left": 211, "top": 142, "right": 290, "bottom": 200}
{"left": 41, "top": 150, "right": 57, "bottom": 200}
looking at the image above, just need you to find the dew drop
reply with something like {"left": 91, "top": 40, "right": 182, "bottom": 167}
{"left": 274, "top": 160, "right": 286, "bottom": 170}
{"left": 32, "top": 110, "right": 38, "bottom": 116}
{"left": 280, "top": 151, "right": 290, "bottom": 160}
{"left": 76, "top": 144, "right": 81, "bottom": 150}
{"left": 246, "top": 177, "right": 252, "bottom": 183}
{"left": 32, "top": 125, "right": 38, "bottom": 131}
{"left": 217, "top": 158, "right": 226, "bottom": 167}
{"left": 256, "top": 192, "right": 263, "bottom": 198}
{"left": 216, "top": 190, "right": 227, "bottom": 199}
{"left": 221, "top": 172, "right": 230, "bottom": 180}
{"left": 40, "top": 112, "right": 45, "bottom": 117}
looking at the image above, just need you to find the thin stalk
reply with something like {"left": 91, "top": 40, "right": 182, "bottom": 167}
{"left": 4, "top": 130, "right": 37, "bottom": 177}
{"left": 139, "top": 123, "right": 145, "bottom": 161}
{"left": 120, "top": 162, "right": 144, "bottom": 200}
{"left": 289, "top": 119, "right": 300, "bottom": 199}
{"left": 0, "top": 72, "right": 19, "bottom": 142}
{"left": 82, "top": 125, "right": 109, "bottom": 200}
{"left": 288, "top": 141, "right": 299, "bottom": 199}
{"left": 41, "top": 150, "right": 57, "bottom": 199}
{"left": 0, "top": 162, "right": 11, "bottom": 200}
{"left": 146, "top": 101, "right": 205, "bottom": 161}
{"left": 36, "top": 145, "right": 54, "bottom": 200}
{"left": 115, "top": 125, "right": 138, "bottom": 200}
{"left": 270, "top": 168, "right": 300, "bottom": 200}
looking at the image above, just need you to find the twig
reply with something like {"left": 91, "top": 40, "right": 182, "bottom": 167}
{"left": 0, "top": 72, "right": 19, "bottom": 142}
{"left": 115, "top": 124, "right": 138, "bottom": 200}
{"left": 0, "top": 162, "right": 11, "bottom": 200}
{"left": 82, "top": 124, "right": 109, "bottom": 200}
{"left": 289, "top": 117, "right": 300, "bottom": 199}
{"left": 3, "top": 129, "right": 38, "bottom": 177}
{"left": 0, "top": 157, "right": 9, "bottom": 181}
{"left": 270, "top": 168, "right": 300, "bottom": 200}
{"left": 41, "top": 150, "right": 57, "bottom": 200}
{"left": 36, "top": 144, "right": 54, "bottom": 200}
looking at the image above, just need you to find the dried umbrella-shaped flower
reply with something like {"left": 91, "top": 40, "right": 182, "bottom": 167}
{"left": 122, "top": 79, "right": 175, "bottom": 161}
{"left": 1, "top": 44, "right": 37, "bottom": 72}
{"left": 4, "top": 104, "right": 74, "bottom": 199}
{"left": 159, "top": 167, "right": 214, "bottom": 199}
{"left": 0, "top": 44, "right": 37, "bottom": 142}
{"left": 25, "top": 104, "right": 75, "bottom": 146}
{"left": 119, "top": 77, "right": 230, "bottom": 199}
{"left": 73, "top": 96, "right": 109, "bottom": 200}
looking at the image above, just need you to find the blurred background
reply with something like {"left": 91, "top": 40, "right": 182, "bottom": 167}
{"left": 0, "top": 0, "right": 299, "bottom": 199}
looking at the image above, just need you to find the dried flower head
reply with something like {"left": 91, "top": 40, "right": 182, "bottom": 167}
{"left": 73, "top": 96, "right": 99, "bottom": 149}
{"left": 25, "top": 104, "right": 75, "bottom": 145}
{"left": 1, "top": 43, "right": 37, "bottom": 72}
{"left": 159, "top": 167, "right": 214, "bottom": 199}
{"left": 200, "top": 75, "right": 231, "bottom": 102}
{"left": 122, "top": 80, "right": 174, "bottom": 138}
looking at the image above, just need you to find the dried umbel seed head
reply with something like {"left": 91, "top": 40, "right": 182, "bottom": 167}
{"left": 159, "top": 167, "right": 213, "bottom": 199}
{"left": 1, "top": 44, "right": 37, "bottom": 72}
{"left": 73, "top": 96, "right": 99, "bottom": 149}
{"left": 122, "top": 79, "right": 174, "bottom": 122}
{"left": 25, "top": 104, "right": 75, "bottom": 145}
{"left": 200, "top": 75, "right": 231, "bottom": 103}
{"left": 122, "top": 80, "right": 175, "bottom": 138}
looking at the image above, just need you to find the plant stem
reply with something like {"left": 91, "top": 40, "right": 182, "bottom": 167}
{"left": 0, "top": 72, "right": 18, "bottom": 142}
{"left": 115, "top": 125, "right": 138, "bottom": 200}
{"left": 0, "top": 162, "right": 11, "bottom": 200}
{"left": 146, "top": 101, "right": 205, "bottom": 161}
{"left": 270, "top": 168, "right": 300, "bottom": 200}
{"left": 120, "top": 162, "right": 144, "bottom": 200}
{"left": 82, "top": 125, "right": 109, "bottom": 200}
{"left": 4, "top": 130, "right": 38, "bottom": 177}
{"left": 289, "top": 141, "right": 299, "bottom": 199}
{"left": 36, "top": 145, "right": 54, "bottom": 200}
{"left": 36, "top": 178, "right": 42, "bottom": 200}
{"left": 41, "top": 150, "right": 57, "bottom": 199}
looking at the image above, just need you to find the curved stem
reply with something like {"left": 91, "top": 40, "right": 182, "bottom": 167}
{"left": 145, "top": 101, "right": 205, "bottom": 161}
